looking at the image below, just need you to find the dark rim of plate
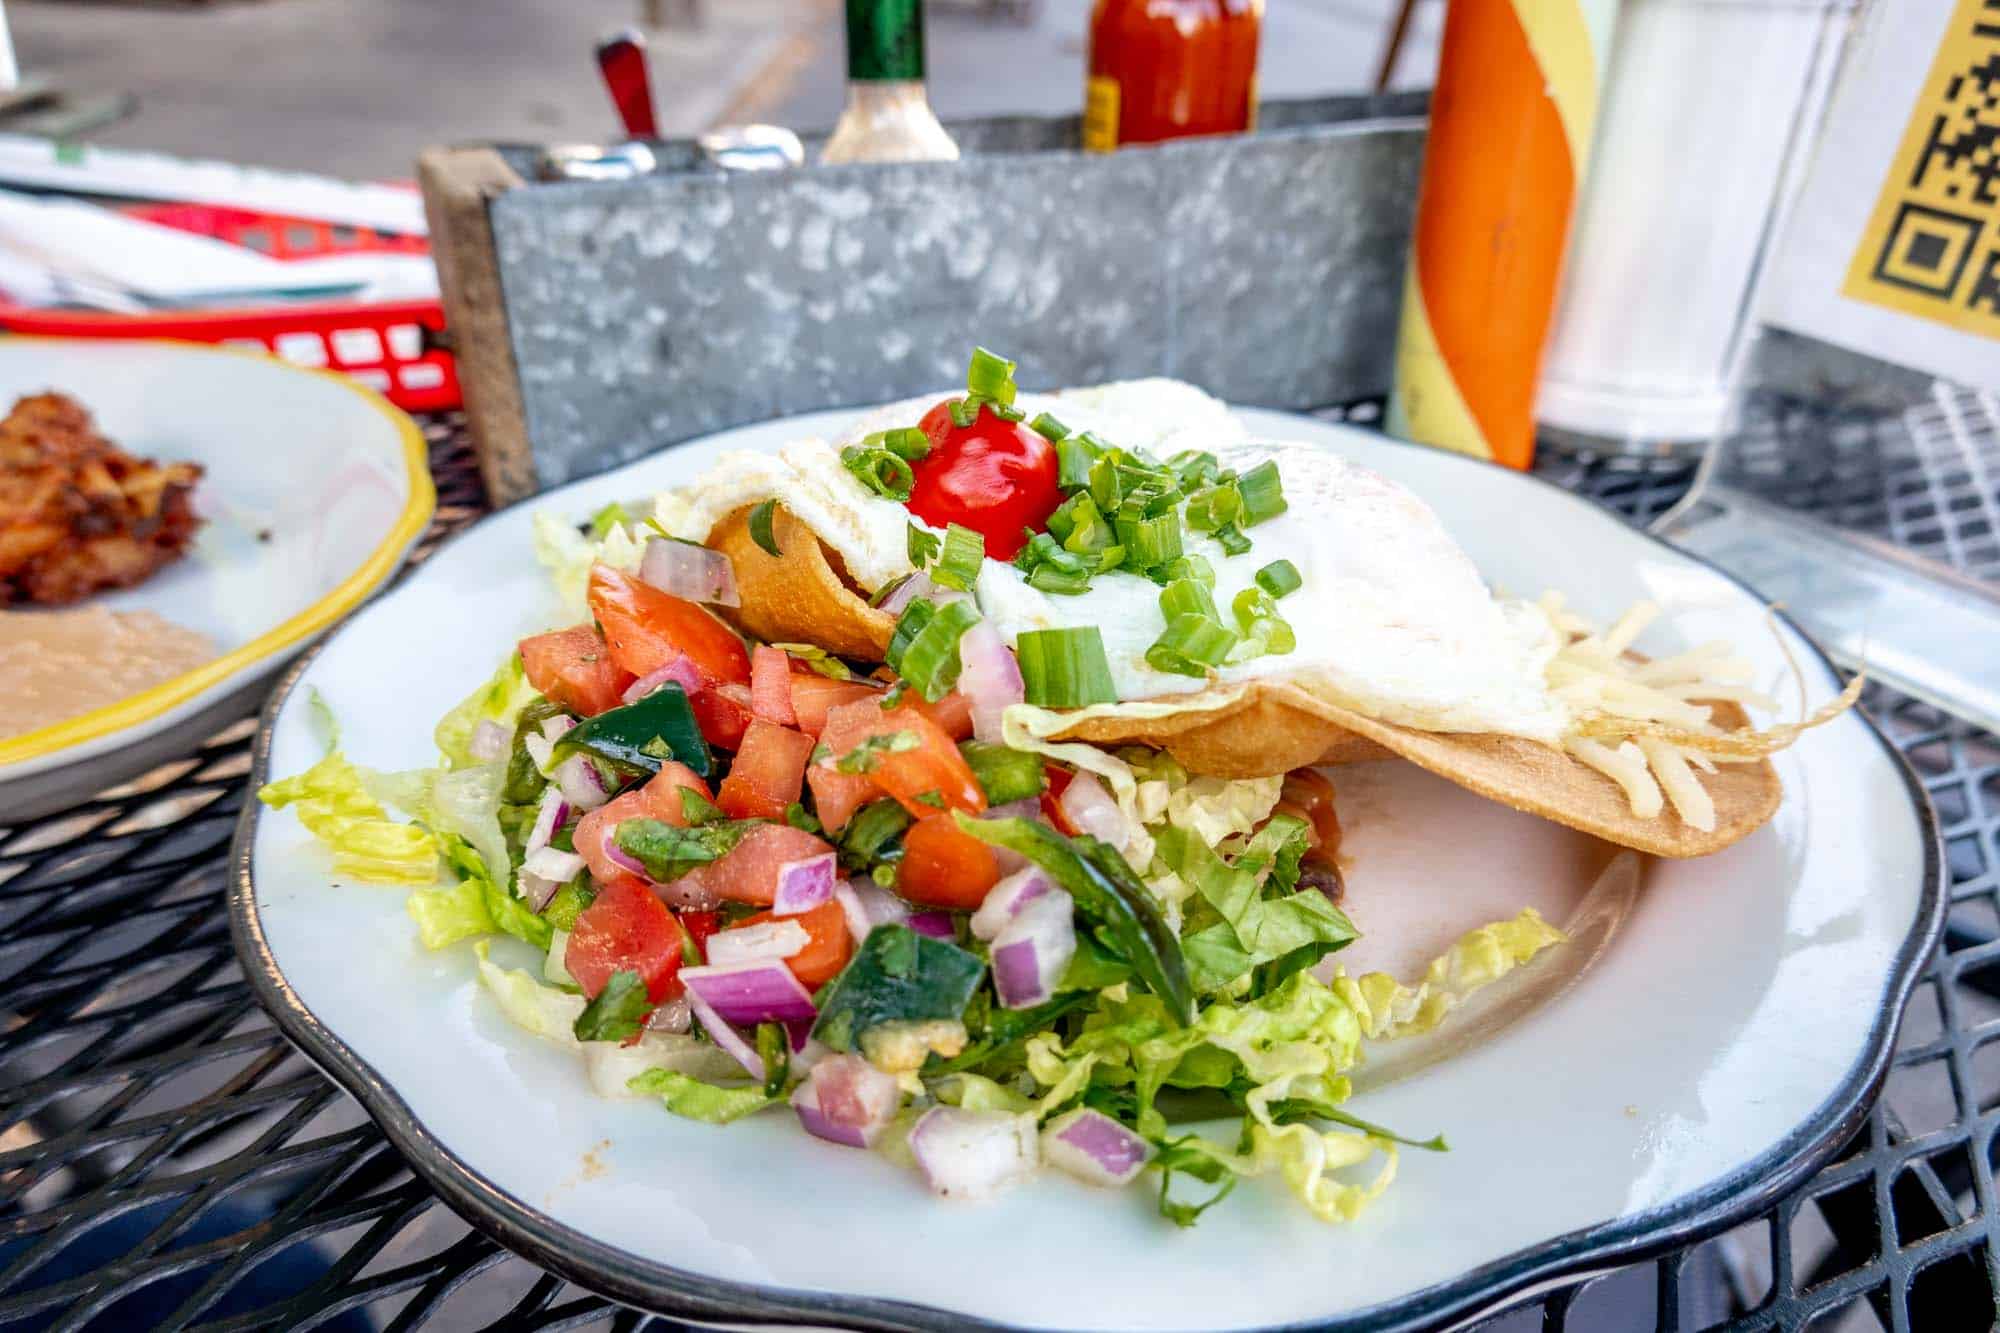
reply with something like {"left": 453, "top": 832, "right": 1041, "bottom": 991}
{"left": 228, "top": 412, "right": 1948, "bottom": 1333}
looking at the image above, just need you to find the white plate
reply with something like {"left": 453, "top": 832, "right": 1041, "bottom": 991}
{"left": 0, "top": 338, "right": 434, "bottom": 819}
{"left": 232, "top": 408, "right": 1941, "bottom": 1332}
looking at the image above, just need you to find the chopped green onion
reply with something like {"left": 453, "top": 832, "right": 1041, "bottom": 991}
{"left": 1238, "top": 460, "right": 1287, "bottom": 525}
{"left": 1231, "top": 587, "right": 1297, "bottom": 658}
{"left": 966, "top": 346, "right": 1018, "bottom": 406}
{"left": 1027, "top": 564, "right": 1093, "bottom": 595}
{"left": 841, "top": 445, "right": 915, "bottom": 501}
{"left": 837, "top": 798, "right": 912, "bottom": 871}
{"left": 988, "top": 400, "right": 1026, "bottom": 423}
{"left": 886, "top": 599, "right": 937, "bottom": 674}
{"left": 899, "top": 597, "right": 981, "bottom": 701}
{"left": 866, "top": 427, "right": 932, "bottom": 461}
{"left": 907, "top": 523, "right": 941, "bottom": 568}
{"left": 770, "top": 642, "right": 854, "bottom": 680}
{"left": 1115, "top": 511, "right": 1184, "bottom": 570}
{"left": 1030, "top": 412, "right": 1070, "bottom": 443}
{"left": 1160, "top": 554, "right": 1215, "bottom": 587}
{"left": 1184, "top": 481, "right": 1242, "bottom": 533}
{"left": 870, "top": 573, "right": 914, "bottom": 608}
{"left": 1255, "top": 559, "right": 1302, "bottom": 598}
{"left": 1168, "top": 450, "right": 1222, "bottom": 488}
{"left": 1214, "top": 523, "right": 1252, "bottom": 557}
{"left": 747, "top": 499, "right": 782, "bottom": 557}
{"left": 948, "top": 396, "right": 981, "bottom": 429}
{"left": 932, "top": 523, "right": 986, "bottom": 592}
{"left": 1016, "top": 627, "right": 1119, "bottom": 706}
{"left": 1057, "top": 434, "right": 1102, "bottom": 489}
{"left": 1087, "top": 453, "right": 1123, "bottom": 513}
{"left": 588, "top": 501, "right": 631, "bottom": 539}
{"left": 835, "top": 730, "right": 921, "bottom": 774}
{"left": 1052, "top": 493, "right": 1115, "bottom": 554}
{"left": 1159, "top": 577, "right": 1218, "bottom": 623}
{"left": 959, "top": 740, "right": 1046, "bottom": 805}
{"left": 1145, "top": 614, "right": 1238, "bottom": 677}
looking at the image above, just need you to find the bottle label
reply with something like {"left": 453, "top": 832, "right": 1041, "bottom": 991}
{"left": 848, "top": 0, "right": 926, "bottom": 82}
{"left": 1082, "top": 76, "right": 1120, "bottom": 153}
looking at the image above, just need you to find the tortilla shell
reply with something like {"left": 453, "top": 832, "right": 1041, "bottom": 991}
{"left": 703, "top": 507, "right": 1782, "bottom": 858}
{"left": 1049, "top": 681, "right": 1779, "bottom": 859}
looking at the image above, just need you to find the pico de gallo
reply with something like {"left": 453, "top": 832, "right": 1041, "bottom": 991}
{"left": 259, "top": 348, "right": 1563, "bottom": 1225}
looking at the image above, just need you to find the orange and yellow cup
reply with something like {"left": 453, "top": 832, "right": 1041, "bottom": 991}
{"left": 1387, "top": 0, "right": 1620, "bottom": 469}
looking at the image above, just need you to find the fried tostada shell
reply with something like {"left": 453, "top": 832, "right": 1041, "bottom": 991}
{"left": 698, "top": 504, "right": 1782, "bottom": 858}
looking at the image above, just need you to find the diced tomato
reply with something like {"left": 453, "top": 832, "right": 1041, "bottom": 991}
{"left": 789, "top": 674, "right": 883, "bottom": 738}
{"left": 565, "top": 872, "right": 687, "bottom": 1004}
{"left": 572, "top": 762, "right": 711, "bottom": 885}
{"left": 897, "top": 813, "right": 1002, "bottom": 910}
{"left": 674, "top": 822, "right": 835, "bottom": 906}
{"left": 1280, "top": 768, "right": 1342, "bottom": 861}
{"left": 679, "top": 909, "right": 721, "bottom": 961}
{"left": 588, "top": 565, "right": 750, "bottom": 687}
{"left": 731, "top": 898, "right": 852, "bottom": 988}
{"left": 749, "top": 645, "right": 797, "bottom": 725}
{"left": 806, "top": 763, "right": 881, "bottom": 834}
{"left": 1041, "top": 765, "right": 1078, "bottom": 835}
{"left": 691, "top": 682, "right": 755, "bottom": 750}
{"left": 817, "top": 699, "right": 986, "bottom": 818}
{"left": 519, "top": 625, "right": 632, "bottom": 717}
{"left": 912, "top": 689, "right": 975, "bottom": 741}
{"left": 716, "top": 720, "right": 815, "bottom": 821}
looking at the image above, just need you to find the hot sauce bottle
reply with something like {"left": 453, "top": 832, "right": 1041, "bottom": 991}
{"left": 1083, "top": 0, "right": 1263, "bottom": 153}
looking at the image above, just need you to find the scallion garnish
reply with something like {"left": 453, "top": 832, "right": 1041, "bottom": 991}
{"left": 1214, "top": 523, "right": 1253, "bottom": 557}
{"left": 886, "top": 599, "right": 937, "bottom": 674}
{"left": 1159, "top": 577, "right": 1219, "bottom": 623}
{"left": 1030, "top": 411, "right": 1070, "bottom": 443}
{"left": 841, "top": 444, "right": 916, "bottom": 501}
{"left": 1145, "top": 614, "right": 1237, "bottom": 677}
{"left": 1161, "top": 554, "right": 1214, "bottom": 587}
{"left": 1027, "top": 564, "right": 1093, "bottom": 595}
{"left": 948, "top": 396, "right": 981, "bottom": 429}
{"left": 1183, "top": 481, "right": 1242, "bottom": 533}
{"left": 1168, "top": 450, "right": 1222, "bottom": 488}
{"left": 866, "top": 427, "right": 932, "bottom": 461}
{"left": 988, "top": 400, "right": 1026, "bottom": 423}
{"left": 1016, "top": 626, "right": 1118, "bottom": 706}
{"left": 907, "top": 522, "right": 941, "bottom": 568}
{"left": 1231, "top": 587, "right": 1297, "bottom": 658}
{"left": 1056, "top": 434, "right": 1102, "bottom": 489}
{"left": 748, "top": 499, "right": 782, "bottom": 557}
{"left": 1115, "top": 511, "right": 1184, "bottom": 570}
{"left": 1238, "top": 460, "right": 1287, "bottom": 525}
{"left": 899, "top": 597, "right": 982, "bottom": 701}
{"left": 1255, "top": 558, "right": 1302, "bottom": 598}
{"left": 932, "top": 523, "right": 985, "bottom": 592}
{"left": 966, "top": 346, "right": 1018, "bottom": 406}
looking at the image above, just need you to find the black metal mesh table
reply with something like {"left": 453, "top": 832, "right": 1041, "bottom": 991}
{"left": 2, "top": 400, "right": 1994, "bottom": 1332}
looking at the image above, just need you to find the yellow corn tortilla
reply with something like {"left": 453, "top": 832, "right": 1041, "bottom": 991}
{"left": 702, "top": 504, "right": 1782, "bottom": 858}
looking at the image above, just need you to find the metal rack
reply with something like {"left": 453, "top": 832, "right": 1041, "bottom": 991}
{"left": 0, "top": 399, "right": 1993, "bottom": 1331}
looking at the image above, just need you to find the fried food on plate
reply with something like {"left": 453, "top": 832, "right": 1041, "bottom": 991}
{"left": 640, "top": 352, "right": 1850, "bottom": 858}
{"left": 0, "top": 392, "right": 204, "bottom": 605}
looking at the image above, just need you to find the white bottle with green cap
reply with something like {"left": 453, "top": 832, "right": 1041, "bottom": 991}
{"left": 820, "top": 0, "right": 960, "bottom": 165}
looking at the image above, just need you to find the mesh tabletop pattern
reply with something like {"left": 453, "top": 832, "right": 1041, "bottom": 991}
{"left": 1, "top": 399, "right": 1994, "bottom": 1332}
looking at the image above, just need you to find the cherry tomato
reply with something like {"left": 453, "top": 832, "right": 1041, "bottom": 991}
{"left": 907, "top": 399, "right": 1061, "bottom": 560}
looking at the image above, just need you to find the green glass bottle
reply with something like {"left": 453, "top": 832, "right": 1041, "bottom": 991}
{"left": 821, "top": 0, "right": 959, "bottom": 164}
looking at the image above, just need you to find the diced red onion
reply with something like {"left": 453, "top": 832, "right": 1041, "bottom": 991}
{"left": 525, "top": 788, "right": 571, "bottom": 856}
{"left": 469, "top": 719, "right": 511, "bottom": 763}
{"left": 525, "top": 714, "right": 579, "bottom": 774}
{"left": 622, "top": 655, "right": 702, "bottom": 705}
{"left": 542, "top": 715, "right": 578, "bottom": 741}
{"left": 977, "top": 798, "right": 1042, "bottom": 874}
{"left": 991, "top": 890, "right": 1076, "bottom": 1009}
{"left": 906, "top": 911, "right": 955, "bottom": 940}
{"left": 519, "top": 870, "right": 562, "bottom": 912}
{"left": 878, "top": 569, "right": 935, "bottom": 617}
{"left": 705, "top": 919, "right": 810, "bottom": 967}
{"left": 556, "top": 755, "right": 611, "bottom": 811}
{"left": 602, "top": 833, "right": 650, "bottom": 880}
{"left": 790, "top": 1053, "right": 900, "bottom": 1149}
{"left": 970, "top": 865, "right": 1053, "bottom": 941}
{"left": 786, "top": 1020, "right": 818, "bottom": 1055}
{"left": 652, "top": 871, "right": 723, "bottom": 911}
{"left": 640, "top": 536, "right": 740, "bottom": 607}
{"left": 685, "top": 987, "right": 763, "bottom": 1081}
{"left": 1041, "top": 1107, "right": 1154, "bottom": 1186}
{"left": 834, "top": 876, "right": 909, "bottom": 946}
{"left": 772, "top": 852, "right": 836, "bottom": 916}
{"left": 680, "top": 961, "right": 818, "bottom": 1025}
{"left": 956, "top": 619, "right": 1024, "bottom": 745}
{"left": 1059, "top": 772, "right": 1132, "bottom": 850}
{"left": 646, "top": 996, "right": 692, "bottom": 1035}
{"left": 522, "top": 846, "right": 585, "bottom": 885}
{"left": 908, "top": 1106, "right": 1040, "bottom": 1199}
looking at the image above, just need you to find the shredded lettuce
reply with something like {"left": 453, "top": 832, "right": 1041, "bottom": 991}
{"left": 258, "top": 751, "right": 440, "bottom": 885}
{"left": 1338, "top": 908, "right": 1566, "bottom": 1041}
{"left": 533, "top": 508, "right": 646, "bottom": 617}
{"left": 434, "top": 653, "right": 538, "bottom": 769}
{"left": 474, "top": 940, "right": 587, "bottom": 1039}
{"left": 407, "top": 877, "right": 495, "bottom": 949}
{"left": 1155, "top": 824, "right": 1355, "bottom": 992}
{"left": 628, "top": 1068, "right": 776, "bottom": 1124}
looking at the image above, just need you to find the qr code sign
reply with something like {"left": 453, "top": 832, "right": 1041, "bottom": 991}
{"left": 1844, "top": 0, "right": 2000, "bottom": 340}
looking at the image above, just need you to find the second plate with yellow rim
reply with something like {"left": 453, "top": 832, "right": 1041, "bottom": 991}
{"left": 0, "top": 338, "right": 434, "bottom": 819}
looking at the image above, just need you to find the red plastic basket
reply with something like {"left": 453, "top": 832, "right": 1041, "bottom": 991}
{"left": 0, "top": 201, "right": 459, "bottom": 414}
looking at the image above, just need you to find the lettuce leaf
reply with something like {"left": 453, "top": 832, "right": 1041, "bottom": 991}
{"left": 474, "top": 940, "right": 587, "bottom": 1039}
{"left": 533, "top": 508, "right": 646, "bottom": 617}
{"left": 1336, "top": 907, "right": 1566, "bottom": 1041}
{"left": 258, "top": 751, "right": 440, "bottom": 885}
{"left": 434, "top": 652, "right": 538, "bottom": 769}
{"left": 1154, "top": 825, "right": 1356, "bottom": 993}
{"left": 627, "top": 1068, "right": 776, "bottom": 1124}
{"left": 407, "top": 877, "right": 495, "bottom": 950}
